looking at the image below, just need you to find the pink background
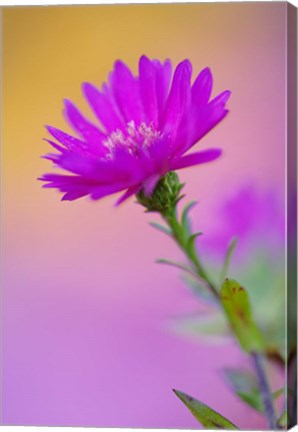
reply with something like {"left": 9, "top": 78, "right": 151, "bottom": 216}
{"left": 2, "top": 3, "right": 286, "bottom": 428}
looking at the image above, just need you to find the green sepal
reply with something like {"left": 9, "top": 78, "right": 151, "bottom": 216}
{"left": 173, "top": 389, "right": 238, "bottom": 429}
{"left": 220, "top": 279, "right": 265, "bottom": 353}
{"left": 149, "top": 221, "right": 172, "bottom": 237}
{"left": 136, "top": 172, "right": 183, "bottom": 214}
{"left": 174, "top": 192, "right": 186, "bottom": 206}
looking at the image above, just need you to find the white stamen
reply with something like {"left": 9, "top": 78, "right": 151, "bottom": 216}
{"left": 102, "top": 121, "right": 161, "bottom": 159}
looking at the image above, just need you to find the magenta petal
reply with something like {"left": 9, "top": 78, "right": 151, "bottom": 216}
{"left": 46, "top": 126, "right": 90, "bottom": 155}
{"left": 209, "top": 90, "right": 231, "bottom": 108}
{"left": 147, "top": 136, "right": 171, "bottom": 172}
{"left": 162, "top": 60, "right": 192, "bottom": 134}
{"left": 53, "top": 152, "right": 100, "bottom": 177}
{"left": 83, "top": 82, "right": 124, "bottom": 132}
{"left": 42, "top": 153, "right": 60, "bottom": 163}
{"left": 139, "top": 55, "right": 158, "bottom": 126}
{"left": 110, "top": 60, "right": 143, "bottom": 124}
{"left": 40, "top": 175, "right": 96, "bottom": 202}
{"left": 57, "top": 150, "right": 140, "bottom": 184}
{"left": 115, "top": 184, "right": 142, "bottom": 206}
{"left": 178, "top": 90, "right": 231, "bottom": 155}
{"left": 43, "top": 138, "right": 66, "bottom": 153}
{"left": 39, "top": 173, "right": 96, "bottom": 186}
{"left": 193, "top": 107, "right": 229, "bottom": 145}
{"left": 90, "top": 182, "right": 128, "bottom": 200}
{"left": 170, "top": 148, "right": 222, "bottom": 170}
{"left": 61, "top": 190, "right": 90, "bottom": 201}
{"left": 143, "top": 174, "right": 160, "bottom": 196}
{"left": 40, "top": 173, "right": 125, "bottom": 202}
{"left": 191, "top": 67, "right": 213, "bottom": 108}
{"left": 153, "top": 59, "right": 172, "bottom": 123}
{"left": 64, "top": 99, "right": 106, "bottom": 146}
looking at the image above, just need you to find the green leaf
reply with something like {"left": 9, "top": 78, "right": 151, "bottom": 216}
{"left": 223, "top": 368, "right": 284, "bottom": 413}
{"left": 277, "top": 411, "right": 288, "bottom": 428}
{"left": 187, "top": 232, "right": 203, "bottom": 251}
{"left": 272, "top": 387, "right": 284, "bottom": 400}
{"left": 172, "top": 312, "right": 230, "bottom": 340}
{"left": 149, "top": 221, "right": 172, "bottom": 237}
{"left": 174, "top": 389, "right": 238, "bottom": 429}
{"left": 237, "top": 391, "right": 263, "bottom": 412}
{"left": 156, "top": 259, "right": 196, "bottom": 276}
{"left": 229, "top": 251, "right": 287, "bottom": 359}
{"left": 220, "top": 237, "right": 238, "bottom": 282}
{"left": 223, "top": 368, "right": 263, "bottom": 412}
{"left": 221, "top": 279, "right": 265, "bottom": 353}
{"left": 238, "top": 387, "right": 284, "bottom": 413}
{"left": 182, "top": 274, "right": 217, "bottom": 304}
{"left": 223, "top": 368, "right": 258, "bottom": 394}
{"left": 181, "top": 201, "right": 197, "bottom": 233}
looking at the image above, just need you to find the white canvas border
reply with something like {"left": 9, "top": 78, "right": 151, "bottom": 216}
{"left": 0, "top": 0, "right": 296, "bottom": 6}
{"left": 0, "top": 1, "right": 297, "bottom": 432}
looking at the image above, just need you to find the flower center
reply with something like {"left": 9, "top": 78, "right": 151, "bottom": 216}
{"left": 102, "top": 121, "right": 161, "bottom": 158}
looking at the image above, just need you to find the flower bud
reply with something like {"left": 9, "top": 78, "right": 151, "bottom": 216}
{"left": 136, "top": 172, "right": 184, "bottom": 214}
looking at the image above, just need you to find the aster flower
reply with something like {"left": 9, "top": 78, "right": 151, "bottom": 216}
{"left": 40, "top": 55, "right": 231, "bottom": 203}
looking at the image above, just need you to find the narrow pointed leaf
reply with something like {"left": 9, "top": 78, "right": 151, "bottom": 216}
{"left": 187, "top": 232, "right": 203, "bottom": 250}
{"left": 149, "top": 221, "right": 172, "bottom": 237}
{"left": 272, "top": 387, "right": 284, "bottom": 400}
{"left": 174, "top": 389, "right": 238, "bottom": 429}
{"left": 277, "top": 411, "right": 288, "bottom": 428}
{"left": 237, "top": 389, "right": 284, "bottom": 414}
{"left": 172, "top": 312, "right": 230, "bottom": 340}
{"left": 223, "top": 368, "right": 258, "bottom": 394}
{"left": 181, "top": 201, "right": 197, "bottom": 233}
{"left": 220, "top": 237, "right": 238, "bottom": 282}
{"left": 223, "top": 368, "right": 263, "bottom": 412}
{"left": 224, "top": 368, "right": 285, "bottom": 413}
{"left": 174, "top": 194, "right": 186, "bottom": 206}
{"left": 182, "top": 274, "right": 217, "bottom": 303}
{"left": 156, "top": 259, "right": 196, "bottom": 276}
{"left": 237, "top": 391, "right": 263, "bottom": 412}
{"left": 221, "top": 279, "right": 265, "bottom": 353}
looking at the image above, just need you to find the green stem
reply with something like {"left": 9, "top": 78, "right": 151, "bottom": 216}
{"left": 162, "top": 208, "right": 219, "bottom": 300}
{"left": 139, "top": 173, "right": 280, "bottom": 428}
{"left": 251, "top": 352, "right": 277, "bottom": 429}
{"left": 163, "top": 207, "right": 278, "bottom": 429}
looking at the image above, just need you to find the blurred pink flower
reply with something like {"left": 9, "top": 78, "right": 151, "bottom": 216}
{"left": 40, "top": 55, "right": 230, "bottom": 203}
{"left": 202, "top": 186, "right": 284, "bottom": 257}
